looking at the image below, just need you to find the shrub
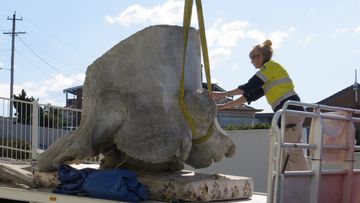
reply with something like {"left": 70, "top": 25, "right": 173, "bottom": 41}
{"left": 0, "top": 139, "right": 31, "bottom": 160}
{"left": 224, "top": 123, "right": 271, "bottom": 130}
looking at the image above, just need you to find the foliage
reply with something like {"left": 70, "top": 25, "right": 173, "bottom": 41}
{"left": 39, "top": 106, "right": 63, "bottom": 128}
{"left": 224, "top": 123, "right": 271, "bottom": 130}
{"left": 13, "top": 89, "right": 64, "bottom": 128}
{"left": 13, "top": 89, "right": 35, "bottom": 125}
{"left": 0, "top": 139, "right": 31, "bottom": 159}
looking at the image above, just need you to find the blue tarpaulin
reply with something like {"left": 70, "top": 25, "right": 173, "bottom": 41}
{"left": 53, "top": 164, "right": 96, "bottom": 195}
{"left": 54, "top": 164, "right": 148, "bottom": 202}
{"left": 83, "top": 169, "right": 148, "bottom": 202}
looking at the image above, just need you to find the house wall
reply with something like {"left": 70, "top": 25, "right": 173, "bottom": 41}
{"left": 255, "top": 113, "right": 274, "bottom": 125}
{"left": 186, "top": 129, "right": 271, "bottom": 193}
{"left": 217, "top": 111, "right": 256, "bottom": 127}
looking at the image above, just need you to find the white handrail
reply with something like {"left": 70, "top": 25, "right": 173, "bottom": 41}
{"left": 267, "top": 101, "right": 359, "bottom": 203}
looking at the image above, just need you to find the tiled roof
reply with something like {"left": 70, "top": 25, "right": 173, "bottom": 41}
{"left": 318, "top": 83, "right": 360, "bottom": 108}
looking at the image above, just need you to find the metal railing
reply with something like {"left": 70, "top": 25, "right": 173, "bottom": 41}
{"left": 0, "top": 96, "right": 81, "bottom": 160}
{"left": 267, "top": 101, "right": 360, "bottom": 203}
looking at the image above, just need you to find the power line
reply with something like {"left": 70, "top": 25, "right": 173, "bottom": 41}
{"left": 16, "top": 35, "right": 82, "bottom": 82}
{"left": 16, "top": 49, "right": 54, "bottom": 78}
{"left": 17, "top": 29, "right": 86, "bottom": 75}
{"left": 16, "top": 17, "right": 91, "bottom": 78}
{"left": 23, "top": 18, "right": 93, "bottom": 66}
{"left": 21, "top": 22, "right": 88, "bottom": 72}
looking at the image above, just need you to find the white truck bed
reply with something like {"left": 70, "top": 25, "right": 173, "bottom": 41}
{"left": 0, "top": 183, "right": 267, "bottom": 203}
{"left": 0, "top": 160, "right": 266, "bottom": 203}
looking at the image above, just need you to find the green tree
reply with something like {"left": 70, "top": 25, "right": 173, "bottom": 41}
{"left": 13, "top": 89, "right": 35, "bottom": 125}
{"left": 39, "top": 105, "right": 62, "bottom": 128}
{"left": 13, "top": 89, "right": 63, "bottom": 128}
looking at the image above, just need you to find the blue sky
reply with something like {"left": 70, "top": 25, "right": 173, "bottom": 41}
{"left": 1, "top": 0, "right": 360, "bottom": 112}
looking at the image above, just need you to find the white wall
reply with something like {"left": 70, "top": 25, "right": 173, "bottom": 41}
{"left": 186, "top": 129, "right": 360, "bottom": 193}
{"left": 186, "top": 129, "right": 270, "bottom": 193}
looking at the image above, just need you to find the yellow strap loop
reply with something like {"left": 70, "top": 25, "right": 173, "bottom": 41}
{"left": 179, "top": 0, "right": 197, "bottom": 138}
{"left": 192, "top": 122, "right": 214, "bottom": 144}
{"left": 195, "top": 0, "right": 212, "bottom": 93}
{"left": 180, "top": 0, "right": 213, "bottom": 144}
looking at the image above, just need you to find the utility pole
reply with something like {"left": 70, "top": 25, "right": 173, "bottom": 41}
{"left": 3, "top": 11, "right": 26, "bottom": 117}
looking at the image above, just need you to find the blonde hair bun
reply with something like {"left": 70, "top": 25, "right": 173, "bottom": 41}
{"left": 263, "top": 39, "right": 272, "bottom": 48}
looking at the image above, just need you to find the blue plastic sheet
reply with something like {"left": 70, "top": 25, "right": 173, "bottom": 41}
{"left": 83, "top": 169, "right": 148, "bottom": 202}
{"left": 53, "top": 164, "right": 96, "bottom": 195}
{"left": 53, "top": 164, "right": 148, "bottom": 202}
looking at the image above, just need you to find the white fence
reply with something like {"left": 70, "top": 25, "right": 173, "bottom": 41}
{"left": 0, "top": 97, "right": 81, "bottom": 160}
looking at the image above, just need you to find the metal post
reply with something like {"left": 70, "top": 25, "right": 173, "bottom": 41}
{"left": 9, "top": 12, "right": 16, "bottom": 117}
{"left": 309, "top": 109, "right": 323, "bottom": 203}
{"left": 3, "top": 11, "right": 25, "bottom": 117}
{"left": 31, "top": 100, "right": 39, "bottom": 159}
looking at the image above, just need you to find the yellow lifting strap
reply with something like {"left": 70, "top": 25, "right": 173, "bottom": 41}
{"left": 180, "top": 0, "right": 213, "bottom": 144}
{"left": 195, "top": 0, "right": 212, "bottom": 93}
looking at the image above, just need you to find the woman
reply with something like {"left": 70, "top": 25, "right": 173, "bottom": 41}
{"left": 213, "top": 39, "right": 309, "bottom": 171}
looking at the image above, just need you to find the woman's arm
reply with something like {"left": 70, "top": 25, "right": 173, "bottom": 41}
{"left": 212, "top": 73, "right": 264, "bottom": 109}
{"left": 217, "top": 96, "right": 247, "bottom": 110}
{"left": 238, "top": 74, "right": 265, "bottom": 104}
{"left": 212, "top": 88, "right": 244, "bottom": 100}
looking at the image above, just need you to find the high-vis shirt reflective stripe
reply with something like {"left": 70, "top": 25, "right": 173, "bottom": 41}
{"left": 255, "top": 71, "right": 267, "bottom": 82}
{"left": 256, "top": 60, "right": 296, "bottom": 110}
{"left": 263, "top": 77, "right": 293, "bottom": 93}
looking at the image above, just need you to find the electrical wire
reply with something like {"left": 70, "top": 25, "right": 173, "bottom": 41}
{"left": 16, "top": 36, "right": 82, "bottom": 82}
{"left": 3, "top": 15, "right": 93, "bottom": 83}
{"left": 23, "top": 18, "right": 93, "bottom": 65}
{"left": 20, "top": 22, "right": 88, "bottom": 73}
{"left": 16, "top": 49, "right": 54, "bottom": 78}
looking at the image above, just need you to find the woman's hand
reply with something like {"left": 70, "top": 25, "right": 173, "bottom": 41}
{"left": 212, "top": 92, "right": 227, "bottom": 100}
{"left": 217, "top": 104, "right": 228, "bottom": 111}
{"left": 216, "top": 96, "right": 247, "bottom": 111}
